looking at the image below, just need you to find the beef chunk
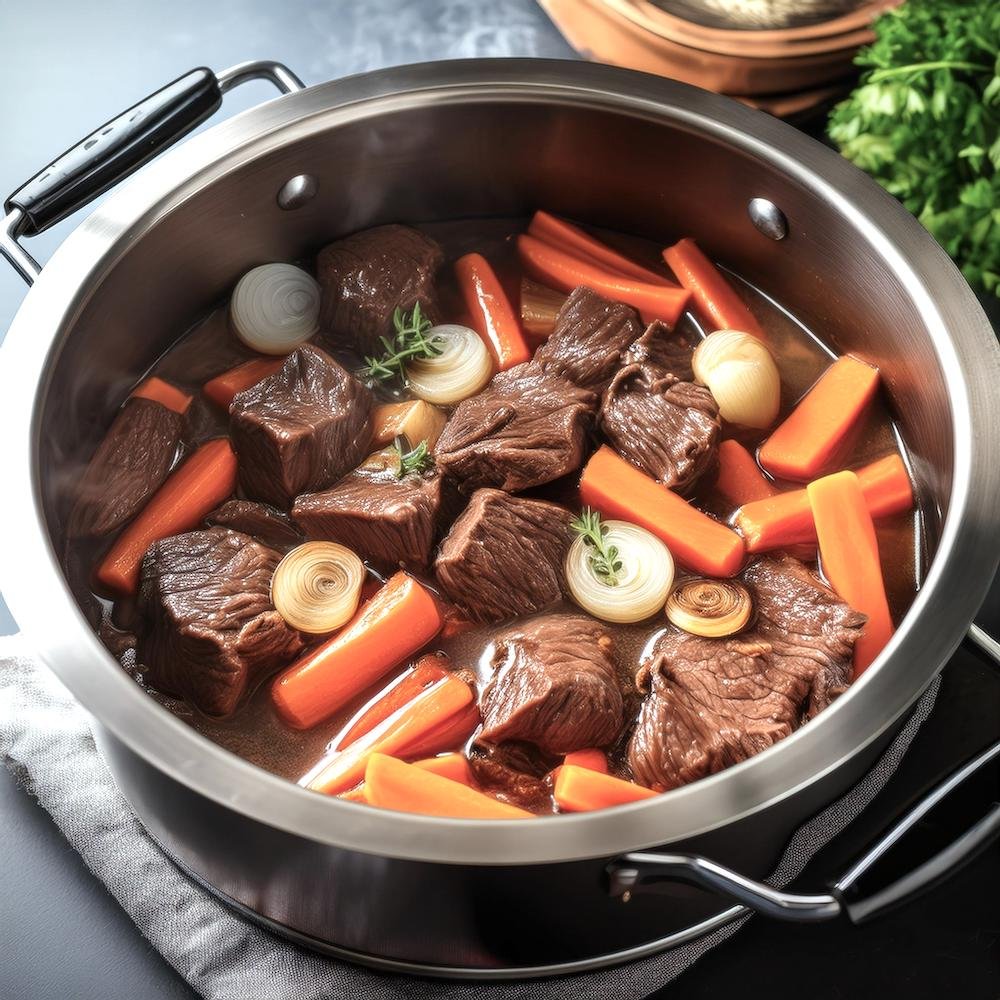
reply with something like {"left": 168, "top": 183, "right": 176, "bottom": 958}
{"left": 624, "top": 320, "right": 696, "bottom": 382}
{"left": 205, "top": 499, "right": 302, "bottom": 551}
{"left": 68, "top": 398, "right": 182, "bottom": 538}
{"left": 533, "top": 286, "right": 643, "bottom": 392}
{"left": 600, "top": 360, "right": 720, "bottom": 493}
{"left": 137, "top": 528, "right": 303, "bottom": 716}
{"left": 435, "top": 489, "right": 572, "bottom": 622}
{"left": 479, "top": 614, "right": 624, "bottom": 755}
{"left": 469, "top": 755, "right": 552, "bottom": 813}
{"left": 628, "top": 556, "right": 864, "bottom": 790}
{"left": 230, "top": 345, "right": 373, "bottom": 508}
{"left": 293, "top": 465, "right": 441, "bottom": 569}
{"left": 316, "top": 224, "right": 443, "bottom": 355}
{"left": 435, "top": 363, "right": 595, "bottom": 494}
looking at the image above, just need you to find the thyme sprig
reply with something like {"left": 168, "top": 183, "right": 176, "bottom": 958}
{"left": 570, "top": 507, "right": 623, "bottom": 587}
{"left": 363, "top": 303, "right": 442, "bottom": 383}
{"left": 391, "top": 435, "right": 433, "bottom": 479}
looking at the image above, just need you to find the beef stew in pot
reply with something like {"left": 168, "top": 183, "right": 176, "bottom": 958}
{"left": 65, "top": 211, "right": 921, "bottom": 818}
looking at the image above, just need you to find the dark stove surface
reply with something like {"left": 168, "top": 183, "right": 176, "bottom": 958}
{"left": 0, "top": 3, "right": 997, "bottom": 998}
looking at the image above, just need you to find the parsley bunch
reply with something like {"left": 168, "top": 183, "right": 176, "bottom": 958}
{"left": 828, "top": 1, "right": 1000, "bottom": 297}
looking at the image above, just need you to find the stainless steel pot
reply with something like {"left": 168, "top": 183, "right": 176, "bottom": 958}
{"left": 2, "top": 58, "right": 999, "bottom": 977}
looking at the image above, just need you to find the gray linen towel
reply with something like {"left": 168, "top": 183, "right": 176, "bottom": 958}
{"left": 0, "top": 635, "right": 939, "bottom": 999}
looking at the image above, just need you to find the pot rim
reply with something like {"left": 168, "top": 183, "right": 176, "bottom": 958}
{"left": 2, "top": 59, "right": 998, "bottom": 865}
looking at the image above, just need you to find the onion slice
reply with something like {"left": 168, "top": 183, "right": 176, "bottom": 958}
{"left": 406, "top": 324, "right": 493, "bottom": 405}
{"left": 271, "top": 541, "right": 365, "bottom": 634}
{"left": 565, "top": 520, "right": 674, "bottom": 624}
{"left": 230, "top": 263, "right": 321, "bottom": 354}
{"left": 665, "top": 578, "right": 752, "bottom": 637}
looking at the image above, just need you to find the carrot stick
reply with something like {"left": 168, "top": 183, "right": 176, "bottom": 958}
{"left": 517, "top": 234, "right": 690, "bottom": 328}
{"left": 713, "top": 439, "right": 777, "bottom": 508}
{"left": 563, "top": 748, "right": 608, "bottom": 773}
{"left": 95, "top": 438, "right": 237, "bottom": 596}
{"left": 333, "top": 656, "right": 447, "bottom": 750}
{"left": 131, "top": 376, "right": 192, "bottom": 414}
{"left": 412, "top": 753, "right": 474, "bottom": 786}
{"left": 338, "top": 786, "right": 366, "bottom": 802}
{"left": 807, "top": 471, "right": 894, "bottom": 675}
{"left": 455, "top": 253, "right": 531, "bottom": 370}
{"left": 662, "top": 237, "right": 763, "bottom": 337}
{"left": 759, "top": 356, "right": 880, "bottom": 481}
{"left": 399, "top": 702, "right": 481, "bottom": 759}
{"left": 303, "top": 675, "right": 473, "bottom": 795}
{"left": 735, "top": 453, "right": 913, "bottom": 552}
{"left": 554, "top": 765, "right": 658, "bottom": 813}
{"left": 579, "top": 446, "right": 745, "bottom": 577}
{"left": 203, "top": 357, "right": 284, "bottom": 409}
{"left": 528, "top": 211, "right": 675, "bottom": 286}
{"left": 363, "top": 754, "right": 533, "bottom": 819}
{"left": 272, "top": 572, "right": 444, "bottom": 730}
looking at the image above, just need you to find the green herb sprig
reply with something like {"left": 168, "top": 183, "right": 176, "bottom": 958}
{"left": 828, "top": 1, "right": 1000, "bottom": 297}
{"left": 391, "top": 436, "right": 433, "bottom": 479}
{"left": 570, "top": 507, "right": 623, "bottom": 587}
{"left": 363, "top": 303, "right": 442, "bottom": 383}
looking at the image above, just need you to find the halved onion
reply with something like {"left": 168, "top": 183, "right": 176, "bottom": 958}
{"left": 665, "top": 578, "right": 752, "bottom": 637}
{"left": 406, "top": 324, "right": 493, "bottom": 405}
{"left": 230, "top": 263, "right": 320, "bottom": 354}
{"left": 565, "top": 520, "right": 674, "bottom": 624}
{"left": 271, "top": 541, "right": 365, "bottom": 634}
{"left": 692, "top": 329, "right": 781, "bottom": 429}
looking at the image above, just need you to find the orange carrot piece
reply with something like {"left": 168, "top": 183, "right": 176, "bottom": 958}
{"left": 807, "top": 471, "right": 894, "bottom": 675}
{"left": 528, "top": 211, "right": 675, "bottom": 286}
{"left": 338, "top": 786, "right": 367, "bottom": 803}
{"left": 662, "top": 237, "right": 763, "bottom": 337}
{"left": 713, "top": 439, "right": 777, "bottom": 508}
{"left": 95, "top": 438, "right": 237, "bottom": 597}
{"left": 554, "top": 765, "right": 658, "bottom": 813}
{"left": 759, "top": 356, "right": 880, "bottom": 481}
{"left": 363, "top": 754, "right": 533, "bottom": 819}
{"left": 272, "top": 572, "right": 444, "bottom": 730}
{"left": 412, "top": 753, "right": 474, "bottom": 786}
{"left": 333, "top": 656, "right": 447, "bottom": 750}
{"left": 131, "top": 376, "right": 192, "bottom": 414}
{"left": 455, "top": 252, "right": 531, "bottom": 370}
{"left": 563, "top": 748, "right": 609, "bottom": 773}
{"left": 303, "top": 675, "right": 474, "bottom": 795}
{"left": 203, "top": 357, "right": 284, "bottom": 409}
{"left": 517, "top": 234, "right": 690, "bottom": 328}
{"left": 579, "top": 446, "right": 745, "bottom": 577}
{"left": 735, "top": 453, "right": 913, "bottom": 553}
{"left": 399, "top": 702, "right": 481, "bottom": 759}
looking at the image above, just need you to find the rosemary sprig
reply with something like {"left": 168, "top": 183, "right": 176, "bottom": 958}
{"left": 570, "top": 507, "right": 623, "bottom": 587}
{"left": 363, "top": 303, "right": 441, "bottom": 383}
{"left": 391, "top": 435, "right": 433, "bottom": 479}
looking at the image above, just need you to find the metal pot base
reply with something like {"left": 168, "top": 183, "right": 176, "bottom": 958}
{"left": 163, "top": 843, "right": 745, "bottom": 980}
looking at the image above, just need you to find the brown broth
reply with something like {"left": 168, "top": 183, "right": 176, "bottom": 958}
{"left": 68, "top": 216, "right": 925, "bottom": 798}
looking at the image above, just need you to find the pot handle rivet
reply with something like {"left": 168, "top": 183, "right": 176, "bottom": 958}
{"left": 748, "top": 198, "right": 788, "bottom": 241}
{"left": 277, "top": 174, "right": 319, "bottom": 211}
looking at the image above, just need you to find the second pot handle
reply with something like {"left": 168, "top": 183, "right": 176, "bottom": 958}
{"left": 607, "top": 623, "right": 1000, "bottom": 926}
{"left": 1, "top": 59, "right": 305, "bottom": 285}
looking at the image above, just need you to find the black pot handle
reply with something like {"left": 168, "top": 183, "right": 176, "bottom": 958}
{"left": 1, "top": 59, "right": 304, "bottom": 284}
{"left": 606, "top": 624, "right": 1000, "bottom": 926}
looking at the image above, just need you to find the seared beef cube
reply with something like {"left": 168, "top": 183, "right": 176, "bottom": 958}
{"left": 316, "top": 224, "right": 443, "bottom": 355}
{"left": 624, "top": 320, "right": 696, "bottom": 382}
{"left": 230, "top": 345, "right": 373, "bottom": 508}
{"left": 68, "top": 397, "right": 182, "bottom": 538}
{"left": 533, "top": 286, "right": 642, "bottom": 392}
{"left": 435, "top": 363, "right": 595, "bottom": 494}
{"left": 600, "top": 361, "right": 720, "bottom": 494}
{"left": 628, "top": 556, "right": 863, "bottom": 790}
{"left": 469, "top": 755, "right": 552, "bottom": 813}
{"left": 293, "top": 466, "right": 441, "bottom": 569}
{"left": 479, "top": 614, "right": 624, "bottom": 755}
{"left": 205, "top": 499, "right": 302, "bottom": 551}
{"left": 137, "top": 528, "right": 303, "bottom": 716}
{"left": 435, "top": 489, "right": 572, "bottom": 622}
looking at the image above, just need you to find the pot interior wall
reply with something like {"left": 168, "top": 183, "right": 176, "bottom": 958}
{"left": 39, "top": 97, "right": 950, "bottom": 603}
